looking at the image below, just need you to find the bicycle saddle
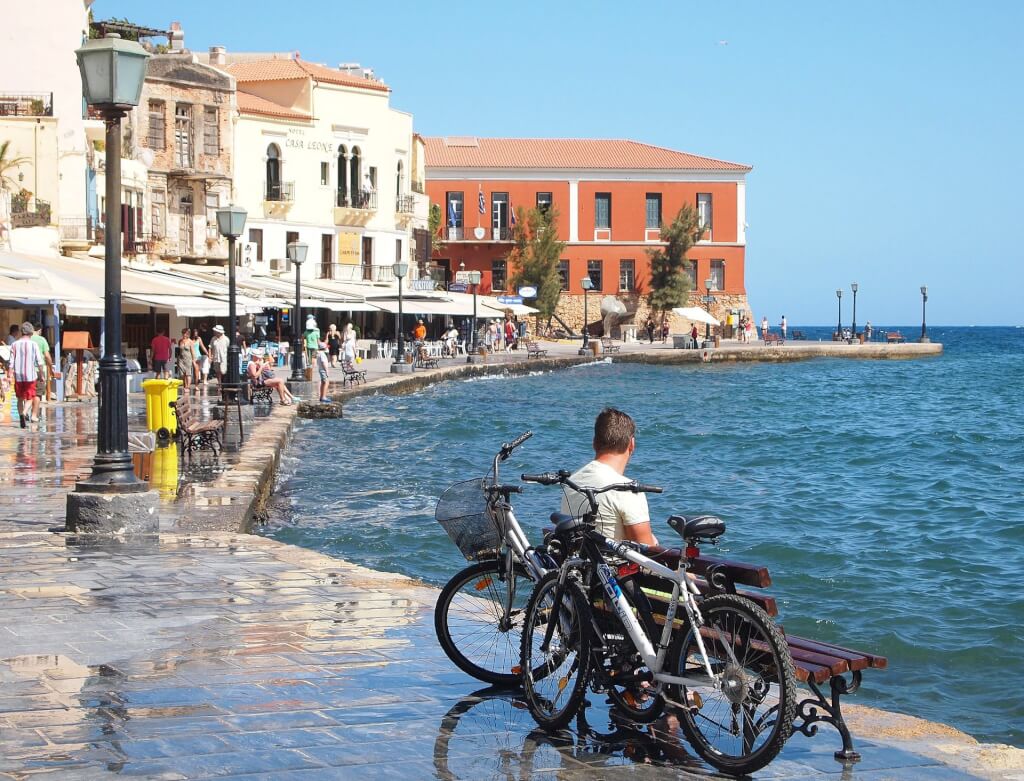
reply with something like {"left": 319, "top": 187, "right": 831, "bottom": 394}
{"left": 667, "top": 514, "right": 725, "bottom": 542}
{"left": 550, "top": 512, "right": 587, "bottom": 534}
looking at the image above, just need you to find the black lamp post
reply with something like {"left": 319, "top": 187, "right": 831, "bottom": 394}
{"left": 288, "top": 241, "right": 308, "bottom": 382}
{"left": 919, "top": 285, "right": 930, "bottom": 343}
{"left": 580, "top": 276, "right": 594, "bottom": 353}
{"left": 216, "top": 205, "right": 247, "bottom": 387}
{"left": 704, "top": 277, "right": 714, "bottom": 342}
{"left": 836, "top": 288, "right": 843, "bottom": 339}
{"left": 391, "top": 259, "right": 409, "bottom": 372}
{"left": 72, "top": 33, "right": 149, "bottom": 496}
{"left": 851, "top": 282, "right": 859, "bottom": 340}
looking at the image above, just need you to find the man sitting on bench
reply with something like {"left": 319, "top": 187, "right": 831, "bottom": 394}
{"left": 560, "top": 407, "right": 658, "bottom": 546}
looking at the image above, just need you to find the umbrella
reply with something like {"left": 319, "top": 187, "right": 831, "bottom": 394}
{"left": 672, "top": 306, "right": 720, "bottom": 326}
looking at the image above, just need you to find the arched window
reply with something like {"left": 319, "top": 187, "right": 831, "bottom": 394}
{"left": 349, "top": 146, "right": 361, "bottom": 206}
{"left": 336, "top": 145, "right": 348, "bottom": 206}
{"left": 266, "top": 144, "right": 281, "bottom": 200}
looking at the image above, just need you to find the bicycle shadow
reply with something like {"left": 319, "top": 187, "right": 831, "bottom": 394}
{"left": 432, "top": 686, "right": 728, "bottom": 780}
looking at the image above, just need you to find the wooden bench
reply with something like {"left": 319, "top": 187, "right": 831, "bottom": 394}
{"left": 415, "top": 347, "right": 439, "bottom": 370}
{"left": 172, "top": 395, "right": 224, "bottom": 456}
{"left": 526, "top": 340, "right": 547, "bottom": 358}
{"left": 633, "top": 547, "right": 885, "bottom": 763}
{"left": 886, "top": 331, "right": 906, "bottom": 343}
{"left": 791, "top": 330, "right": 807, "bottom": 340}
{"left": 763, "top": 333, "right": 785, "bottom": 346}
{"left": 600, "top": 337, "right": 621, "bottom": 354}
{"left": 341, "top": 360, "right": 367, "bottom": 387}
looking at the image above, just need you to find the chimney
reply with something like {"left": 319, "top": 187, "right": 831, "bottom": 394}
{"left": 169, "top": 21, "right": 185, "bottom": 52}
{"left": 209, "top": 45, "right": 226, "bottom": 66}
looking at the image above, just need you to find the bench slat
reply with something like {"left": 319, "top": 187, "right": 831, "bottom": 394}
{"left": 638, "top": 576, "right": 778, "bottom": 618}
{"left": 786, "top": 635, "right": 887, "bottom": 670}
{"left": 645, "top": 549, "right": 772, "bottom": 589}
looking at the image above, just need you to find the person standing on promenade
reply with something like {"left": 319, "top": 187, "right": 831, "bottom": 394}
{"left": 326, "top": 324, "right": 341, "bottom": 367}
{"left": 6, "top": 324, "right": 18, "bottom": 346}
{"left": 208, "top": 325, "right": 229, "bottom": 385}
{"left": 7, "top": 322, "right": 42, "bottom": 428}
{"left": 745, "top": 317, "right": 754, "bottom": 342}
{"left": 780, "top": 315, "right": 787, "bottom": 340}
{"left": 690, "top": 323, "right": 699, "bottom": 348}
{"left": 191, "top": 328, "right": 207, "bottom": 386}
{"left": 865, "top": 321, "right": 873, "bottom": 341}
{"left": 31, "top": 324, "right": 55, "bottom": 402}
{"left": 560, "top": 407, "right": 658, "bottom": 546}
{"left": 315, "top": 341, "right": 331, "bottom": 403}
{"left": 761, "top": 316, "right": 769, "bottom": 340}
{"left": 341, "top": 323, "right": 357, "bottom": 367}
{"left": 150, "top": 328, "right": 172, "bottom": 379}
{"left": 177, "top": 329, "right": 194, "bottom": 391}
{"left": 303, "top": 316, "right": 320, "bottom": 369}
{"left": 645, "top": 316, "right": 655, "bottom": 344}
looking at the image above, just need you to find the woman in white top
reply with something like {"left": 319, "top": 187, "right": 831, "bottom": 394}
{"left": 341, "top": 323, "right": 357, "bottom": 366}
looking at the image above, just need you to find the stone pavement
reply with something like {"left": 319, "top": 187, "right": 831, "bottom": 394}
{"left": 0, "top": 528, "right": 1009, "bottom": 780}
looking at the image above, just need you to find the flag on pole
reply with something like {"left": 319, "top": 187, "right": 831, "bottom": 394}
{"left": 447, "top": 199, "right": 457, "bottom": 228}
{"left": 510, "top": 200, "right": 516, "bottom": 227}
{"left": 478, "top": 185, "right": 485, "bottom": 215}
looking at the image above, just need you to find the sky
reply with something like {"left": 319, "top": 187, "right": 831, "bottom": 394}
{"left": 96, "top": 0, "right": 1023, "bottom": 326}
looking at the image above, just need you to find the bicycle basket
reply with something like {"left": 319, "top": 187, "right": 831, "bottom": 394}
{"left": 435, "top": 478, "right": 500, "bottom": 561}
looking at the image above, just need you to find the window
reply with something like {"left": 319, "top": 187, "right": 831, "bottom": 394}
{"left": 710, "top": 259, "right": 725, "bottom": 290}
{"left": 285, "top": 230, "right": 299, "bottom": 270}
{"left": 491, "top": 192, "right": 509, "bottom": 239}
{"left": 146, "top": 100, "right": 165, "bottom": 150}
{"left": 595, "top": 193, "right": 611, "bottom": 229}
{"left": 536, "top": 192, "right": 552, "bottom": 213}
{"left": 205, "top": 191, "right": 219, "bottom": 240}
{"left": 320, "top": 162, "right": 329, "bottom": 186}
{"left": 619, "top": 259, "right": 635, "bottom": 292}
{"left": 202, "top": 106, "right": 218, "bottom": 155}
{"left": 445, "top": 191, "right": 464, "bottom": 238}
{"left": 697, "top": 193, "right": 713, "bottom": 238}
{"left": 558, "top": 260, "right": 569, "bottom": 291}
{"left": 491, "top": 259, "right": 507, "bottom": 292}
{"left": 587, "top": 259, "right": 603, "bottom": 291}
{"left": 174, "top": 104, "right": 192, "bottom": 168}
{"left": 248, "top": 228, "right": 263, "bottom": 262}
{"left": 266, "top": 144, "right": 281, "bottom": 200}
{"left": 149, "top": 188, "right": 165, "bottom": 238}
{"left": 645, "top": 193, "right": 662, "bottom": 230}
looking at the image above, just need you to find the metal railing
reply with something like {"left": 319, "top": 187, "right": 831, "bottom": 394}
{"left": 336, "top": 190, "right": 378, "bottom": 210}
{"left": 265, "top": 181, "right": 295, "bottom": 202}
{"left": 59, "top": 217, "right": 95, "bottom": 242}
{"left": 446, "top": 226, "right": 463, "bottom": 241}
{"left": 0, "top": 91, "right": 53, "bottom": 117}
{"left": 491, "top": 226, "right": 512, "bottom": 241}
{"left": 396, "top": 194, "right": 415, "bottom": 214}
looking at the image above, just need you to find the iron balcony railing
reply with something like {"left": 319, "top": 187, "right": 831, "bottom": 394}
{"left": 446, "top": 226, "right": 463, "bottom": 241}
{"left": 336, "top": 190, "right": 378, "bottom": 210}
{"left": 265, "top": 181, "right": 295, "bottom": 202}
{"left": 58, "top": 216, "right": 95, "bottom": 242}
{"left": 0, "top": 91, "right": 53, "bottom": 117}
{"left": 396, "top": 194, "right": 415, "bottom": 214}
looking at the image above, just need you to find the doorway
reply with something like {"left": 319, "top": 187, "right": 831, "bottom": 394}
{"left": 361, "top": 236, "right": 373, "bottom": 280}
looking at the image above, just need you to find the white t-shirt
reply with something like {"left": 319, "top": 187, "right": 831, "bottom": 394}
{"left": 559, "top": 459, "right": 650, "bottom": 540}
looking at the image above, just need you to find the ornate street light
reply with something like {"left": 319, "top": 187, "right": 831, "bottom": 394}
{"left": 216, "top": 205, "right": 247, "bottom": 387}
{"left": 460, "top": 261, "right": 482, "bottom": 359}
{"left": 836, "top": 288, "right": 843, "bottom": 339}
{"left": 287, "top": 241, "right": 308, "bottom": 382}
{"left": 391, "top": 259, "right": 409, "bottom": 372}
{"left": 851, "top": 282, "right": 859, "bottom": 341}
{"left": 68, "top": 34, "right": 152, "bottom": 528}
{"left": 704, "top": 277, "right": 714, "bottom": 342}
{"left": 919, "top": 285, "right": 930, "bottom": 343}
{"left": 580, "top": 276, "right": 594, "bottom": 353}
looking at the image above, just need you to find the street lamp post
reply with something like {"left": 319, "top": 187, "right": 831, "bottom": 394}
{"left": 468, "top": 270, "right": 481, "bottom": 359}
{"left": 851, "top": 282, "right": 859, "bottom": 340}
{"left": 704, "top": 277, "right": 714, "bottom": 342}
{"left": 835, "top": 288, "right": 843, "bottom": 339}
{"left": 919, "top": 285, "right": 930, "bottom": 343}
{"left": 287, "top": 241, "right": 308, "bottom": 382}
{"left": 67, "top": 34, "right": 154, "bottom": 531}
{"left": 580, "top": 276, "right": 594, "bottom": 354}
{"left": 390, "top": 259, "right": 410, "bottom": 373}
{"left": 216, "top": 205, "right": 247, "bottom": 387}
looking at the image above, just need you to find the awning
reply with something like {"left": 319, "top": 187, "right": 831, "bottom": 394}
{"left": 673, "top": 306, "right": 720, "bottom": 326}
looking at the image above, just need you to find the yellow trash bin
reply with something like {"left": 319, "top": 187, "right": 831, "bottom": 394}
{"left": 142, "top": 378, "right": 182, "bottom": 442}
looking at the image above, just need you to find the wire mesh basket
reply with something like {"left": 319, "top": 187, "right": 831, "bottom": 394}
{"left": 435, "top": 478, "right": 500, "bottom": 561}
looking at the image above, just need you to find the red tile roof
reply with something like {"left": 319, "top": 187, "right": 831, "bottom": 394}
{"left": 225, "top": 58, "right": 390, "bottom": 93}
{"left": 423, "top": 137, "right": 750, "bottom": 172}
{"left": 236, "top": 91, "right": 310, "bottom": 121}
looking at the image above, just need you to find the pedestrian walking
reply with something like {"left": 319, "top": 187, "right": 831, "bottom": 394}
{"left": 326, "top": 324, "right": 341, "bottom": 367}
{"left": 341, "top": 323, "right": 357, "bottom": 367}
{"left": 177, "top": 329, "right": 194, "bottom": 390}
{"left": 760, "top": 316, "right": 769, "bottom": 341}
{"left": 150, "top": 328, "right": 172, "bottom": 379}
{"left": 31, "top": 323, "right": 55, "bottom": 402}
{"left": 208, "top": 325, "right": 229, "bottom": 384}
{"left": 780, "top": 315, "right": 787, "bottom": 340}
{"left": 7, "top": 323, "right": 42, "bottom": 428}
{"left": 645, "top": 317, "right": 655, "bottom": 344}
{"left": 316, "top": 341, "right": 331, "bottom": 403}
{"left": 690, "top": 323, "right": 699, "bottom": 348}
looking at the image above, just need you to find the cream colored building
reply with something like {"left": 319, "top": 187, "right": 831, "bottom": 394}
{"left": 215, "top": 53, "right": 428, "bottom": 285}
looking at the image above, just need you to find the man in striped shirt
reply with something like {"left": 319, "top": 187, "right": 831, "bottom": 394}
{"left": 7, "top": 322, "right": 43, "bottom": 429}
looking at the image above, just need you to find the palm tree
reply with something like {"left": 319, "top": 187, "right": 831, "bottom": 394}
{"left": 0, "top": 141, "right": 28, "bottom": 191}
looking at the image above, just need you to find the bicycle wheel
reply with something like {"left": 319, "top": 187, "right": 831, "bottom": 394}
{"left": 435, "top": 560, "right": 533, "bottom": 686}
{"left": 603, "top": 577, "right": 665, "bottom": 724}
{"left": 671, "top": 594, "right": 796, "bottom": 776}
{"left": 521, "top": 571, "right": 591, "bottom": 731}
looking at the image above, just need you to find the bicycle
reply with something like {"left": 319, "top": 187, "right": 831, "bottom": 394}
{"left": 518, "top": 470, "right": 797, "bottom": 776}
{"left": 433, "top": 431, "right": 554, "bottom": 686}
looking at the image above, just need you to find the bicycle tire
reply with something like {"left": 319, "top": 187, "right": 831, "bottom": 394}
{"left": 603, "top": 576, "right": 665, "bottom": 723}
{"left": 521, "top": 570, "right": 592, "bottom": 731}
{"left": 435, "top": 560, "right": 533, "bottom": 686}
{"left": 671, "top": 593, "right": 796, "bottom": 776}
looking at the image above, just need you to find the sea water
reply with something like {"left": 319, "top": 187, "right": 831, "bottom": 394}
{"left": 264, "top": 326, "right": 1024, "bottom": 746}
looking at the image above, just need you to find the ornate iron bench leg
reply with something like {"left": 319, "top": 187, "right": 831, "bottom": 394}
{"left": 792, "top": 670, "right": 862, "bottom": 763}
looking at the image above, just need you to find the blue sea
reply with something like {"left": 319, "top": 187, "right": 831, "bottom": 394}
{"left": 264, "top": 326, "right": 1024, "bottom": 747}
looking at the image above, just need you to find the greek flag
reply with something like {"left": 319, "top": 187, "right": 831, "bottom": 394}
{"left": 478, "top": 186, "right": 485, "bottom": 215}
{"left": 510, "top": 200, "right": 516, "bottom": 226}
{"left": 447, "top": 200, "right": 457, "bottom": 227}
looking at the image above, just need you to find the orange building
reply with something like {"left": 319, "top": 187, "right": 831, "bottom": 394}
{"left": 424, "top": 137, "right": 752, "bottom": 336}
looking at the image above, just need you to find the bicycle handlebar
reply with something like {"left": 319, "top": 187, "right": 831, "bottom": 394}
{"left": 500, "top": 431, "right": 533, "bottom": 461}
{"left": 522, "top": 471, "right": 662, "bottom": 514}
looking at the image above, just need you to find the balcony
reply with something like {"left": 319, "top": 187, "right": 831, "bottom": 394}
{"left": 411, "top": 177, "right": 425, "bottom": 194}
{"left": 0, "top": 92, "right": 53, "bottom": 117}
{"left": 333, "top": 189, "right": 377, "bottom": 227}
{"left": 263, "top": 181, "right": 295, "bottom": 217}
{"left": 445, "top": 225, "right": 513, "bottom": 242}
{"left": 395, "top": 194, "right": 415, "bottom": 227}
{"left": 320, "top": 262, "right": 395, "bottom": 284}
{"left": 58, "top": 217, "right": 96, "bottom": 250}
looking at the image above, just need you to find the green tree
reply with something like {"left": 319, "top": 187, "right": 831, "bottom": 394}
{"left": 0, "top": 141, "right": 28, "bottom": 192}
{"left": 647, "top": 204, "right": 702, "bottom": 319}
{"left": 428, "top": 202, "right": 446, "bottom": 258}
{"left": 508, "top": 206, "right": 566, "bottom": 321}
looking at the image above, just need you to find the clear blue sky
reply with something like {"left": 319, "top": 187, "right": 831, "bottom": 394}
{"left": 98, "top": 0, "right": 1023, "bottom": 325}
